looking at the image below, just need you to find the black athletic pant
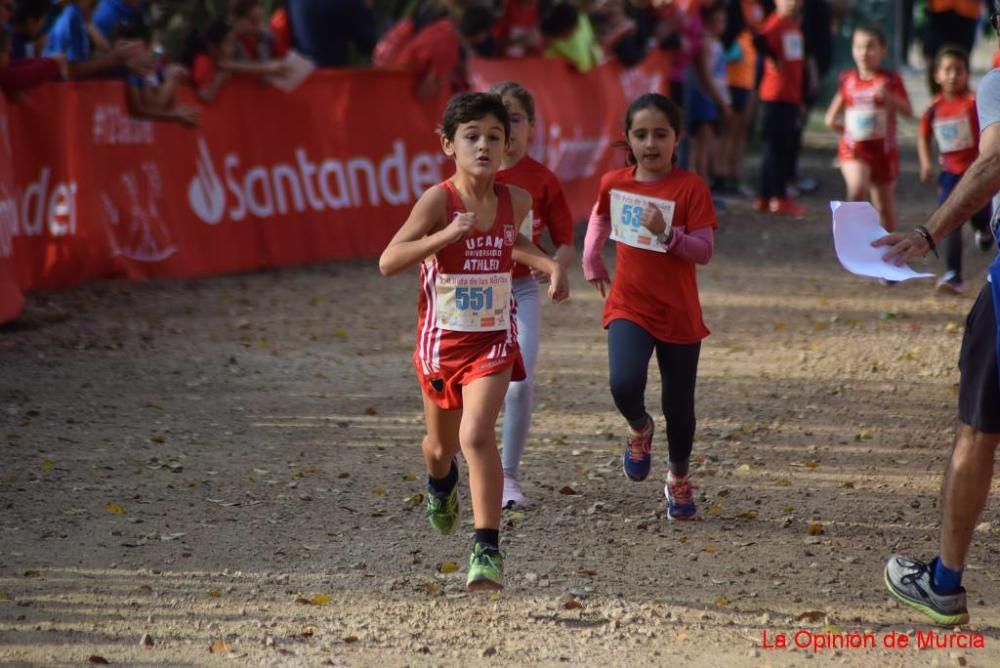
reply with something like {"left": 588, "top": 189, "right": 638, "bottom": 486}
{"left": 608, "top": 318, "right": 700, "bottom": 465}
{"left": 759, "top": 101, "right": 800, "bottom": 200}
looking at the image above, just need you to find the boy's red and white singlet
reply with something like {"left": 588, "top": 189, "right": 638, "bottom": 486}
{"left": 837, "top": 69, "right": 909, "bottom": 182}
{"left": 414, "top": 180, "right": 526, "bottom": 409}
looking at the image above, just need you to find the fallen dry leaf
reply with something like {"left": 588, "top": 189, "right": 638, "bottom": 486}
{"left": 104, "top": 502, "right": 126, "bottom": 515}
{"left": 563, "top": 599, "right": 583, "bottom": 610}
{"left": 371, "top": 487, "right": 386, "bottom": 497}
{"left": 437, "top": 561, "right": 459, "bottom": 574}
{"left": 309, "top": 594, "right": 331, "bottom": 606}
{"left": 807, "top": 522, "right": 825, "bottom": 536}
{"left": 209, "top": 639, "right": 231, "bottom": 654}
{"left": 41, "top": 458, "right": 55, "bottom": 471}
{"left": 88, "top": 656, "right": 110, "bottom": 664}
{"left": 207, "top": 590, "right": 221, "bottom": 598}
{"left": 505, "top": 511, "right": 525, "bottom": 528}
{"left": 715, "top": 596, "right": 730, "bottom": 607}
{"left": 796, "top": 610, "right": 825, "bottom": 623}
{"left": 558, "top": 486, "right": 578, "bottom": 495}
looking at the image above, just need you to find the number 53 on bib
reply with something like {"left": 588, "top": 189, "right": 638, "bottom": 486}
{"left": 610, "top": 190, "right": 675, "bottom": 253}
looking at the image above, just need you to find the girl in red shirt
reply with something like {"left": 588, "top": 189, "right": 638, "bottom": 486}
{"left": 489, "top": 81, "right": 575, "bottom": 509}
{"left": 824, "top": 25, "right": 912, "bottom": 235}
{"left": 582, "top": 93, "right": 717, "bottom": 521}
{"left": 918, "top": 46, "right": 992, "bottom": 294}
{"left": 379, "top": 93, "right": 568, "bottom": 590}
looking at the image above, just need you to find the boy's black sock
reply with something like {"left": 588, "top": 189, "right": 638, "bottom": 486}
{"left": 427, "top": 460, "right": 458, "bottom": 497}
{"left": 474, "top": 528, "right": 500, "bottom": 552}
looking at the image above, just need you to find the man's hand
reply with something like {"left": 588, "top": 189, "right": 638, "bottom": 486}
{"left": 871, "top": 229, "right": 932, "bottom": 266}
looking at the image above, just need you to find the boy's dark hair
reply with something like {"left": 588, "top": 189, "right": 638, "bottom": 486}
{"left": 231, "top": 0, "right": 261, "bottom": 20}
{"left": 620, "top": 93, "right": 683, "bottom": 166}
{"left": 540, "top": 2, "right": 578, "bottom": 38}
{"left": 440, "top": 92, "right": 510, "bottom": 142}
{"left": 12, "top": 0, "right": 51, "bottom": 24}
{"left": 488, "top": 81, "right": 535, "bottom": 124}
{"left": 854, "top": 24, "right": 886, "bottom": 47}
{"left": 934, "top": 44, "right": 970, "bottom": 73}
{"left": 113, "top": 21, "right": 152, "bottom": 44}
{"left": 457, "top": 5, "right": 496, "bottom": 38}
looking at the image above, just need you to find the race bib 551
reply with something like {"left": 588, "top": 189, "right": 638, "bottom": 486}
{"left": 435, "top": 273, "right": 512, "bottom": 332}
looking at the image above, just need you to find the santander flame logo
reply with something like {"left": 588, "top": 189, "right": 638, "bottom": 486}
{"left": 188, "top": 137, "right": 225, "bottom": 224}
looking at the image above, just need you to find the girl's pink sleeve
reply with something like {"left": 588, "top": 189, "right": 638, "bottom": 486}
{"left": 582, "top": 202, "right": 611, "bottom": 281}
{"left": 664, "top": 226, "right": 714, "bottom": 265}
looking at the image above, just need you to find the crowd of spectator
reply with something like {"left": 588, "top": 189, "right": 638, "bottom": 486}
{"left": 0, "top": 0, "right": 991, "bottom": 196}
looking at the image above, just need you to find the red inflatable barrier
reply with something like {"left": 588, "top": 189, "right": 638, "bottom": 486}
{"left": 0, "top": 52, "right": 669, "bottom": 324}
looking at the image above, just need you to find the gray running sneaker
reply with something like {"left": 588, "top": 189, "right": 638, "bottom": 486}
{"left": 884, "top": 555, "right": 969, "bottom": 626}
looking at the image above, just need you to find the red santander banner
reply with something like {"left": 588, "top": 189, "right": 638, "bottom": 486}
{"left": 0, "top": 52, "right": 668, "bottom": 324}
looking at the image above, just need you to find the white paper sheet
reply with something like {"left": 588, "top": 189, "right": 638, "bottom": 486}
{"left": 830, "top": 201, "right": 935, "bottom": 282}
{"left": 265, "top": 51, "right": 316, "bottom": 93}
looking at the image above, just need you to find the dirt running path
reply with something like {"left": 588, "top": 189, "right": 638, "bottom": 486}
{"left": 2, "top": 139, "right": 1000, "bottom": 666}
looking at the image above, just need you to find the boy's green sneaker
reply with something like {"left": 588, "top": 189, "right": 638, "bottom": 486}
{"left": 466, "top": 543, "right": 504, "bottom": 591}
{"left": 425, "top": 487, "right": 459, "bottom": 535}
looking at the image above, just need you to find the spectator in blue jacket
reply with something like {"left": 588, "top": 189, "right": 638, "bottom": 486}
{"left": 43, "top": 0, "right": 144, "bottom": 79}
{"left": 288, "top": 0, "right": 375, "bottom": 67}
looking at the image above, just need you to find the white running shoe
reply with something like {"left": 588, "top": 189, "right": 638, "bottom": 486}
{"left": 502, "top": 473, "right": 525, "bottom": 509}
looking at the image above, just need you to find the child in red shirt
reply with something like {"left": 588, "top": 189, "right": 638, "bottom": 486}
{"left": 489, "top": 81, "right": 574, "bottom": 508}
{"left": 379, "top": 93, "right": 568, "bottom": 590}
{"left": 753, "top": 0, "right": 807, "bottom": 216}
{"left": 184, "top": 18, "right": 285, "bottom": 104}
{"left": 582, "top": 93, "right": 716, "bottom": 521}
{"left": 494, "top": 0, "right": 542, "bottom": 57}
{"left": 918, "top": 46, "right": 992, "bottom": 294}
{"left": 824, "top": 25, "right": 912, "bottom": 235}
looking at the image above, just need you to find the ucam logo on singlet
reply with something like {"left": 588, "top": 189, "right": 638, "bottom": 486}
{"left": 187, "top": 137, "right": 445, "bottom": 225}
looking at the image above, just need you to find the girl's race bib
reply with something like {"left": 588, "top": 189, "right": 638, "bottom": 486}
{"left": 782, "top": 32, "right": 803, "bottom": 61}
{"left": 933, "top": 116, "right": 974, "bottom": 154}
{"left": 609, "top": 190, "right": 674, "bottom": 253}
{"left": 435, "top": 273, "right": 512, "bottom": 332}
{"left": 519, "top": 209, "right": 534, "bottom": 239}
{"left": 845, "top": 107, "right": 887, "bottom": 141}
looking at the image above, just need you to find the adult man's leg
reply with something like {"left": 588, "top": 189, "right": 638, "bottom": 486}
{"left": 939, "top": 424, "right": 1000, "bottom": 572}
{"left": 886, "top": 284, "right": 1000, "bottom": 625}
